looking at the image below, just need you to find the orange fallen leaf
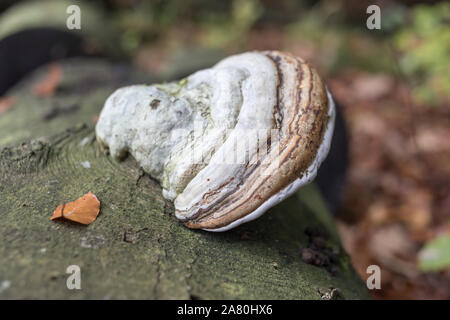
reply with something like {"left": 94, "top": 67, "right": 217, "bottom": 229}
{"left": 0, "top": 96, "right": 16, "bottom": 114}
{"left": 51, "top": 192, "right": 100, "bottom": 225}
{"left": 32, "top": 63, "right": 63, "bottom": 97}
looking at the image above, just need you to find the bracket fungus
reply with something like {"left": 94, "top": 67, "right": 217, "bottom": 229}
{"left": 96, "top": 51, "right": 335, "bottom": 231}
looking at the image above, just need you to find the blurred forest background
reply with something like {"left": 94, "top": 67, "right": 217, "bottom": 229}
{"left": 0, "top": 0, "right": 449, "bottom": 299}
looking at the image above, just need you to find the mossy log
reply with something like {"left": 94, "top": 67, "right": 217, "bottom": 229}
{"left": 0, "top": 58, "right": 370, "bottom": 299}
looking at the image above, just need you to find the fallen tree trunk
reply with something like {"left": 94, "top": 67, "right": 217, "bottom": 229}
{"left": 0, "top": 58, "right": 370, "bottom": 299}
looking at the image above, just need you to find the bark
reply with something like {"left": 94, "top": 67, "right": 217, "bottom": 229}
{"left": 0, "top": 59, "right": 370, "bottom": 299}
